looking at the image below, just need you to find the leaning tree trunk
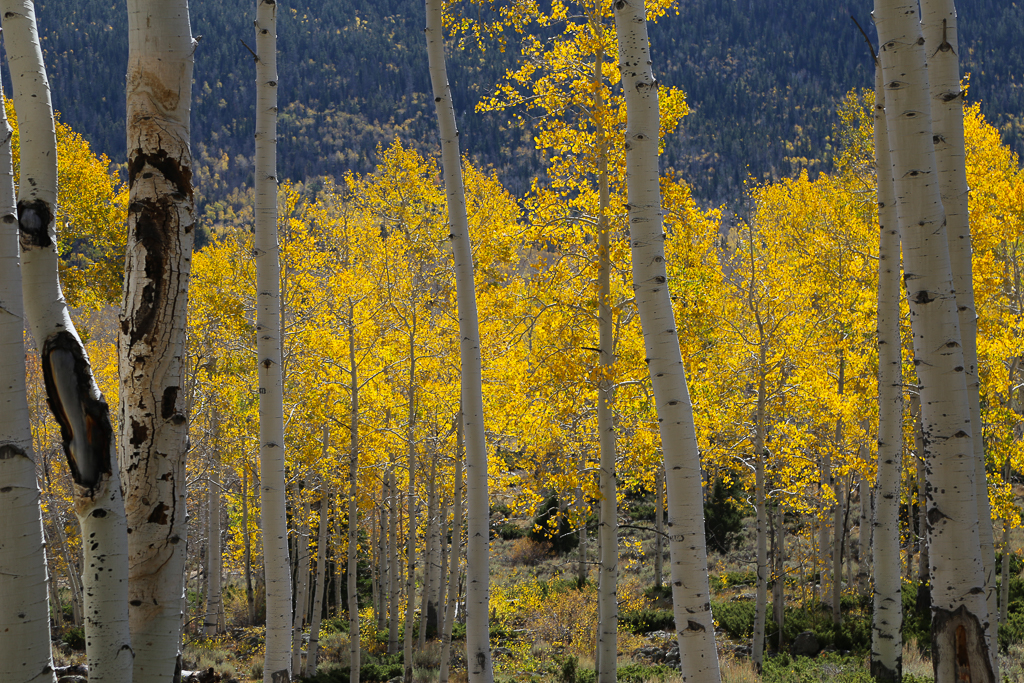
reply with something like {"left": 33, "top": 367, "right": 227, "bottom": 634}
{"left": 875, "top": 2, "right": 994, "bottom": 679}
{"left": 871, "top": 60, "right": 904, "bottom": 683}
{"left": 122, "top": 1, "right": 196, "bottom": 680}
{"left": 253, "top": 1, "right": 292, "bottom": 680}
{"left": 0, "top": 70, "right": 56, "bottom": 683}
{"left": 4, "top": 3, "right": 131, "bottom": 681}
{"left": 424, "top": 2, "right": 494, "bottom": 680}
{"left": 920, "top": 2, "right": 997, "bottom": 670}
{"left": 610, "top": 3, "right": 720, "bottom": 679}
{"left": 654, "top": 468, "right": 664, "bottom": 590}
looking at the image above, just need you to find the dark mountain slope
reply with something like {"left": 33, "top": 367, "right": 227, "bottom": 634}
{"left": 14, "top": 0, "right": 1021, "bottom": 212}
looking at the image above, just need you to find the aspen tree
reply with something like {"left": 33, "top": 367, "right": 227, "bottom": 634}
{"left": 3, "top": 2, "right": 132, "bottom": 680}
{"left": 871, "top": 60, "right": 904, "bottom": 683}
{"left": 305, "top": 471, "right": 330, "bottom": 677}
{"left": 611, "top": 1, "right": 720, "bottom": 680}
{"left": 292, "top": 494, "right": 311, "bottom": 674}
{"left": 875, "top": 1, "right": 993, "bottom": 678}
{"left": 347, "top": 308, "right": 362, "bottom": 683}
{"left": 424, "top": 0, "right": 494, "bottom": 679}
{"left": 439, "top": 417, "right": 464, "bottom": 683}
{"left": 919, "top": 1, "right": 998, "bottom": 666}
{"left": 205, "top": 408, "right": 224, "bottom": 636}
{"left": 402, "top": 316, "right": 418, "bottom": 683}
{"left": 0, "top": 73, "right": 56, "bottom": 683}
{"left": 253, "top": 0, "right": 292, "bottom": 680}
{"left": 121, "top": 0, "right": 196, "bottom": 678}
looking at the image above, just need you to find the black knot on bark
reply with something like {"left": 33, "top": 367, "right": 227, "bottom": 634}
{"left": 914, "top": 290, "right": 934, "bottom": 304}
{"left": 16, "top": 199, "right": 54, "bottom": 248}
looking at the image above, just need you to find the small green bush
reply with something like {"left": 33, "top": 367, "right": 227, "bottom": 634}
{"left": 616, "top": 663, "right": 676, "bottom": 682}
{"left": 620, "top": 608, "right": 675, "bottom": 635}
{"left": 494, "top": 522, "right": 528, "bottom": 540}
{"left": 712, "top": 600, "right": 756, "bottom": 639}
{"left": 62, "top": 626, "right": 86, "bottom": 651}
{"left": 762, "top": 652, "right": 872, "bottom": 682}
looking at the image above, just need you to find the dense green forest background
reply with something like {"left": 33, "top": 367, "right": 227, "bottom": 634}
{"left": 12, "top": 0, "right": 1024, "bottom": 226}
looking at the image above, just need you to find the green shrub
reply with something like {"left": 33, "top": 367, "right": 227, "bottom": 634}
{"left": 620, "top": 608, "right": 675, "bottom": 635}
{"left": 62, "top": 626, "right": 86, "bottom": 651}
{"left": 762, "top": 652, "right": 872, "bottom": 682}
{"left": 712, "top": 600, "right": 756, "bottom": 639}
{"left": 494, "top": 522, "right": 528, "bottom": 540}
{"left": 616, "top": 663, "right": 676, "bottom": 682}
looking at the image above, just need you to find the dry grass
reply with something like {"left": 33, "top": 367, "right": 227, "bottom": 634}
{"left": 901, "top": 637, "right": 933, "bottom": 681}
{"left": 719, "top": 652, "right": 760, "bottom": 683}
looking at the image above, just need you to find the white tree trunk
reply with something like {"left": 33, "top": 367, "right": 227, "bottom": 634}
{"left": 305, "top": 473, "right": 330, "bottom": 678}
{"left": 424, "top": 2, "right": 494, "bottom": 680}
{"left": 122, "top": 1, "right": 197, "bottom": 679}
{"left": 752, "top": 371, "right": 767, "bottom": 670}
{"left": 875, "top": 2, "right": 993, "bottom": 679}
{"left": 388, "top": 474, "right": 401, "bottom": 655}
{"left": 4, "top": 4, "right": 132, "bottom": 681}
{"left": 402, "top": 321, "right": 418, "bottom": 683}
{"left": 348, "top": 310, "right": 362, "bottom": 683}
{"left": 654, "top": 469, "right": 663, "bottom": 590}
{"left": 611, "top": 2, "right": 720, "bottom": 680}
{"left": 871, "top": 61, "right": 904, "bottom": 682}
{"left": 439, "top": 420, "right": 464, "bottom": 683}
{"left": 292, "top": 496, "right": 311, "bottom": 674}
{"left": 919, "top": 3, "right": 997, "bottom": 669}
{"left": 204, "top": 409, "right": 223, "bottom": 636}
{"left": 253, "top": 1, "right": 291, "bottom": 680}
{"left": 0, "top": 71, "right": 56, "bottom": 683}
{"left": 594, "top": 38, "right": 618, "bottom": 680}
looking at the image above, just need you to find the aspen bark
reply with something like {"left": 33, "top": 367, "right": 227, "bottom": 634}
{"left": 4, "top": 3, "right": 131, "bottom": 680}
{"left": 402, "top": 320, "right": 418, "bottom": 683}
{"left": 920, "top": 3, "right": 997, "bottom": 669}
{"left": 654, "top": 468, "right": 663, "bottom": 590}
{"left": 611, "top": 2, "right": 719, "bottom": 679}
{"left": 577, "top": 451, "right": 588, "bottom": 586}
{"left": 388, "top": 477, "right": 401, "bottom": 655}
{"left": 875, "top": 2, "right": 993, "bottom": 679}
{"left": 305, "top": 474, "right": 330, "bottom": 678}
{"left": 292, "top": 495, "right": 311, "bottom": 674}
{"left": 771, "top": 503, "right": 785, "bottom": 653}
{"left": 122, "top": 1, "right": 196, "bottom": 677}
{"left": 752, "top": 369, "right": 767, "bottom": 670}
{"left": 439, "top": 420, "right": 464, "bottom": 683}
{"left": 243, "top": 465, "right": 256, "bottom": 626}
{"left": 0, "top": 69, "right": 56, "bottom": 683}
{"left": 348, "top": 307, "right": 362, "bottom": 683}
{"left": 592, "top": 32, "right": 618, "bottom": 682}
{"left": 204, "top": 410, "right": 223, "bottom": 636}
{"left": 872, "top": 60, "right": 904, "bottom": 681}
{"left": 424, "top": 1, "right": 494, "bottom": 679}
{"left": 253, "top": 1, "right": 291, "bottom": 680}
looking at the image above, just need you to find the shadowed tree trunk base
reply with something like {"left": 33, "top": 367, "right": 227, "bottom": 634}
{"left": 932, "top": 605, "right": 995, "bottom": 683}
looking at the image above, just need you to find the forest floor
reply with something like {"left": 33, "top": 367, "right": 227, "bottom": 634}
{"left": 47, "top": 486, "right": 1024, "bottom": 683}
